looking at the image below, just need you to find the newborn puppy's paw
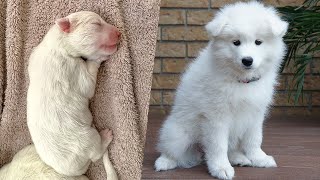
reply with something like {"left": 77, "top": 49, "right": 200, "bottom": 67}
{"left": 100, "top": 128, "right": 113, "bottom": 148}
{"left": 87, "top": 56, "right": 109, "bottom": 64}
{"left": 95, "top": 57, "right": 107, "bottom": 63}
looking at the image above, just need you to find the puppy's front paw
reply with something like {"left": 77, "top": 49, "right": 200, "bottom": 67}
{"left": 228, "top": 151, "right": 251, "bottom": 167}
{"left": 154, "top": 155, "right": 178, "bottom": 171}
{"left": 249, "top": 155, "right": 277, "bottom": 168}
{"left": 87, "top": 56, "right": 109, "bottom": 65}
{"left": 100, "top": 128, "right": 113, "bottom": 147}
{"left": 95, "top": 56, "right": 110, "bottom": 63}
{"left": 208, "top": 162, "right": 234, "bottom": 180}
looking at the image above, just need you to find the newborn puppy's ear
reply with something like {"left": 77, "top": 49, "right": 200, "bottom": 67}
{"left": 56, "top": 17, "right": 71, "bottom": 33}
{"left": 205, "top": 15, "right": 227, "bottom": 37}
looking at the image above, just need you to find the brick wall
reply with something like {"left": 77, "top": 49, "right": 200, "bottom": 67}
{"left": 150, "top": 0, "right": 320, "bottom": 113}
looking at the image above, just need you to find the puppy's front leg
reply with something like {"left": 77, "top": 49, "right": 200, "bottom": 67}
{"left": 86, "top": 60, "right": 101, "bottom": 78}
{"left": 202, "top": 115, "right": 234, "bottom": 180}
{"left": 80, "top": 60, "right": 100, "bottom": 98}
{"left": 241, "top": 114, "right": 277, "bottom": 168}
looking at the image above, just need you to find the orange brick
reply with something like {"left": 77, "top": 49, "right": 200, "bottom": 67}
{"left": 286, "top": 75, "right": 297, "bottom": 90}
{"left": 263, "top": 0, "right": 305, "bottom": 7}
{"left": 153, "top": 58, "right": 162, "bottom": 73}
{"left": 161, "top": 0, "right": 209, "bottom": 8}
{"left": 187, "top": 42, "right": 207, "bottom": 57}
{"left": 304, "top": 76, "right": 320, "bottom": 90}
{"left": 156, "top": 42, "right": 186, "bottom": 57}
{"left": 275, "top": 75, "right": 287, "bottom": 90}
{"left": 291, "top": 43, "right": 319, "bottom": 56}
{"left": 285, "top": 75, "right": 295, "bottom": 90}
{"left": 270, "top": 107, "right": 318, "bottom": 116}
{"left": 311, "top": 59, "right": 320, "bottom": 74}
{"left": 211, "top": 0, "right": 304, "bottom": 7}
{"left": 149, "top": 106, "right": 172, "bottom": 116}
{"left": 157, "top": 27, "right": 161, "bottom": 40}
{"left": 152, "top": 74, "right": 181, "bottom": 89}
{"left": 150, "top": 90, "right": 162, "bottom": 105}
{"left": 287, "top": 75, "right": 320, "bottom": 90}
{"left": 311, "top": 92, "right": 320, "bottom": 106}
{"left": 162, "top": 58, "right": 190, "bottom": 73}
{"left": 274, "top": 91, "right": 310, "bottom": 106}
{"left": 211, "top": 0, "right": 250, "bottom": 8}
{"left": 159, "top": 9, "right": 185, "bottom": 25}
{"left": 314, "top": 51, "right": 320, "bottom": 57}
{"left": 163, "top": 91, "right": 175, "bottom": 105}
{"left": 162, "top": 26, "right": 208, "bottom": 41}
{"left": 282, "top": 60, "right": 311, "bottom": 74}
{"left": 187, "top": 10, "right": 215, "bottom": 25}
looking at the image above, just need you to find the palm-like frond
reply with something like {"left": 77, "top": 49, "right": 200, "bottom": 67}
{"left": 278, "top": 0, "right": 320, "bottom": 104}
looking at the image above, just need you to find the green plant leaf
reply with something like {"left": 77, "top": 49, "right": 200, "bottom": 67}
{"left": 278, "top": 0, "right": 320, "bottom": 105}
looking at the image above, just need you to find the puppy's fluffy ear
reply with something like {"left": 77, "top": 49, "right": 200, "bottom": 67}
{"left": 205, "top": 15, "right": 227, "bottom": 37}
{"left": 56, "top": 17, "right": 71, "bottom": 33}
{"left": 267, "top": 11, "right": 288, "bottom": 37}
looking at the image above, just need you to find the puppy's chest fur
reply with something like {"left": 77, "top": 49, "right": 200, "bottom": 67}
{"left": 199, "top": 79, "right": 274, "bottom": 136}
{"left": 228, "top": 81, "right": 274, "bottom": 132}
{"left": 205, "top": 78, "right": 274, "bottom": 111}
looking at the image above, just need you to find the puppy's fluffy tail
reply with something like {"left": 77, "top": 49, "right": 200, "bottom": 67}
{"left": 103, "top": 151, "right": 118, "bottom": 180}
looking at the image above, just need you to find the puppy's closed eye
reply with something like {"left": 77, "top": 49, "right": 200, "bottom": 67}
{"left": 80, "top": 56, "right": 88, "bottom": 61}
{"left": 92, "top": 22, "right": 102, "bottom": 26}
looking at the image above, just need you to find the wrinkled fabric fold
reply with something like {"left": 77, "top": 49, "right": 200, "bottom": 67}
{"left": 0, "top": 1, "right": 160, "bottom": 179}
{"left": 0, "top": 0, "right": 6, "bottom": 118}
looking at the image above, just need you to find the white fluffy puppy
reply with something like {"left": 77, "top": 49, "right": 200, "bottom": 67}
{"left": 27, "top": 11, "right": 120, "bottom": 179}
{"left": 155, "top": 2, "right": 288, "bottom": 179}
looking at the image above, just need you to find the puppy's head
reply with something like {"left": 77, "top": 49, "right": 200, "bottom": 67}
{"left": 55, "top": 11, "right": 120, "bottom": 60}
{"left": 205, "top": 2, "right": 288, "bottom": 79}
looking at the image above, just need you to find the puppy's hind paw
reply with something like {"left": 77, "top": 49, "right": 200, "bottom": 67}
{"left": 100, "top": 128, "right": 113, "bottom": 147}
{"left": 154, "top": 155, "right": 178, "bottom": 171}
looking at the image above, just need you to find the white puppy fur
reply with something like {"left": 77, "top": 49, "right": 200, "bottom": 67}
{"left": 27, "top": 11, "right": 120, "bottom": 179}
{"left": 0, "top": 145, "right": 88, "bottom": 180}
{"left": 155, "top": 2, "right": 288, "bottom": 180}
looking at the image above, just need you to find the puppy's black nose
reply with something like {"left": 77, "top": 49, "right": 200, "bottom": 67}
{"left": 242, "top": 57, "right": 253, "bottom": 67}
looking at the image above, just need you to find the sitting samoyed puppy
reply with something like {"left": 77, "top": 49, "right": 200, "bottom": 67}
{"left": 155, "top": 2, "right": 288, "bottom": 180}
{"left": 27, "top": 11, "right": 120, "bottom": 179}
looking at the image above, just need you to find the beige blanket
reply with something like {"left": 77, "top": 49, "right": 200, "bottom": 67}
{"left": 0, "top": 0, "right": 160, "bottom": 179}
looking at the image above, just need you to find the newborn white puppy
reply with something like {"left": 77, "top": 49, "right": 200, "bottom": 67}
{"left": 0, "top": 145, "right": 88, "bottom": 180}
{"left": 155, "top": 2, "right": 288, "bottom": 179}
{"left": 27, "top": 11, "right": 120, "bottom": 178}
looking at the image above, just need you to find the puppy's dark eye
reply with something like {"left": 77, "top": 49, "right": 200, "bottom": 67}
{"left": 233, "top": 40, "right": 241, "bottom": 46}
{"left": 255, "top": 39, "right": 262, "bottom": 45}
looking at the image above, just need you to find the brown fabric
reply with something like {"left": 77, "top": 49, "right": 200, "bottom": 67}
{"left": 0, "top": 1, "right": 160, "bottom": 180}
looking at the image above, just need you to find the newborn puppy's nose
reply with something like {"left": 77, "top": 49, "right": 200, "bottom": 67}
{"left": 109, "top": 27, "right": 120, "bottom": 44}
{"left": 116, "top": 30, "right": 121, "bottom": 38}
{"left": 242, "top": 57, "right": 253, "bottom": 67}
